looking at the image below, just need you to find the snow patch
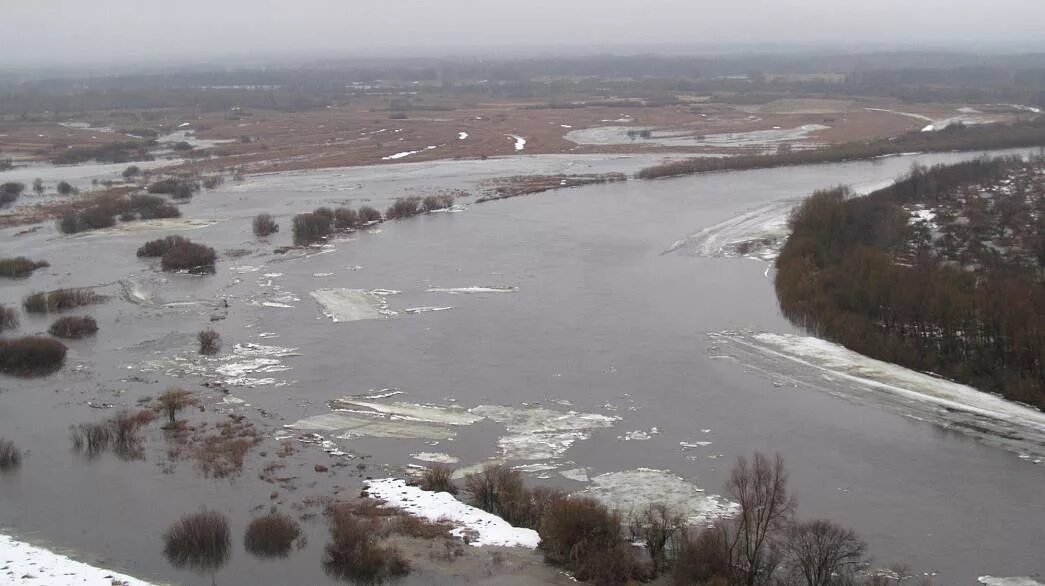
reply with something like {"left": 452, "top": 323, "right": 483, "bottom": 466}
{"left": 365, "top": 478, "right": 540, "bottom": 548}
{"left": 0, "top": 533, "right": 154, "bottom": 585}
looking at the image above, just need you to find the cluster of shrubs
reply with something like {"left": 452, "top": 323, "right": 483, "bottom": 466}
{"left": 198, "top": 329, "right": 221, "bottom": 355}
{"left": 23, "top": 288, "right": 107, "bottom": 314}
{"left": 1, "top": 182, "right": 24, "bottom": 207}
{"left": 162, "top": 510, "right": 304, "bottom": 576}
{"left": 0, "top": 257, "right": 49, "bottom": 278}
{"left": 290, "top": 205, "right": 381, "bottom": 245}
{"left": 0, "top": 336, "right": 67, "bottom": 376}
{"left": 58, "top": 193, "right": 180, "bottom": 234}
{"left": 386, "top": 195, "right": 456, "bottom": 218}
{"left": 48, "top": 316, "right": 98, "bottom": 339}
{"left": 148, "top": 178, "right": 199, "bottom": 200}
{"left": 137, "top": 235, "right": 217, "bottom": 273}
{"left": 323, "top": 503, "right": 410, "bottom": 582}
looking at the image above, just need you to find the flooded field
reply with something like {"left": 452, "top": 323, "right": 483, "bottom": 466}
{"left": 1, "top": 150, "right": 1044, "bottom": 584}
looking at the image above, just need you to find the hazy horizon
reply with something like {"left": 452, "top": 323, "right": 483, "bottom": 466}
{"left": 5, "top": 0, "right": 1045, "bottom": 67}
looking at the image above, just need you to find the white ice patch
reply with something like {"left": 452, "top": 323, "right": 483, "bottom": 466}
{"left": 310, "top": 288, "right": 392, "bottom": 322}
{"left": 470, "top": 404, "right": 620, "bottom": 461}
{"left": 215, "top": 343, "right": 300, "bottom": 387}
{"left": 458, "top": 132, "right": 469, "bottom": 140}
{"left": 664, "top": 200, "right": 795, "bottom": 262}
{"left": 583, "top": 468, "right": 738, "bottom": 526}
{"left": 365, "top": 478, "right": 540, "bottom": 548}
{"left": 411, "top": 452, "right": 460, "bottom": 464}
{"left": 382, "top": 150, "right": 421, "bottom": 160}
{"left": 330, "top": 399, "right": 484, "bottom": 426}
{"left": 404, "top": 306, "right": 454, "bottom": 314}
{"left": 979, "top": 578, "right": 1044, "bottom": 586}
{"left": 560, "top": 467, "right": 590, "bottom": 482}
{"left": 426, "top": 286, "right": 518, "bottom": 294}
{"left": 619, "top": 427, "right": 659, "bottom": 441}
{"left": 0, "top": 534, "right": 154, "bottom": 585}
{"left": 709, "top": 331, "right": 1045, "bottom": 460}
{"left": 287, "top": 413, "right": 455, "bottom": 440}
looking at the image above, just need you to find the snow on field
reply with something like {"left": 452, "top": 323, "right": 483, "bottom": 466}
{"left": 458, "top": 132, "right": 468, "bottom": 140}
{"left": 0, "top": 533, "right": 154, "bottom": 585}
{"left": 364, "top": 478, "right": 541, "bottom": 548}
{"left": 708, "top": 330, "right": 1045, "bottom": 461}
{"left": 382, "top": 150, "right": 421, "bottom": 160}
{"left": 506, "top": 134, "right": 526, "bottom": 151}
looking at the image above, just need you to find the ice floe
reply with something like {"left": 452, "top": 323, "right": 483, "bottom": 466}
{"left": 471, "top": 404, "right": 620, "bottom": 461}
{"left": 582, "top": 468, "right": 738, "bottom": 525}
{"left": 664, "top": 200, "right": 795, "bottom": 262}
{"left": 411, "top": 452, "right": 460, "bottom": 464}
{"left": 0, "top": 533, "right": 153, "bottom": 585}
{"left": 330, "top": 399, "right": 484, "bottom": 426}
{"left": 311, "top": 288, "right": 394, "bottom": 322}
{"left": 426, "top": 286, "right": 519, "bottom": 294}
{"left": 979, "top": 577, "right": 1044, "bottom": 586}
{"left": 458, "top": 132, "right": 469, "bottom": 140}
{"left": 365, "top": 478, "right": 540, "bottom": 548}
{"left": 288, "top": 413, "right": 455, "bottom": 440}
{"left": 404, "top": 306, "right": 454, "bottom": 314}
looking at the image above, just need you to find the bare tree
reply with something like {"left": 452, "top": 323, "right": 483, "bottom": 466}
{"left": 629, "top": 503, "right": 686, "bottom": 575}
{"left": 783, "top": 519, "right": 867, "bottom": 586}
{"left": 155, "top": 388, "right": 199, "bottom": 425}
{"left": 722, "top": 452, "right": 797, "bottom": 585}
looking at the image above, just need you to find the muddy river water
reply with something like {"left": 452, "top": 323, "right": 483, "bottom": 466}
{"left": 1, "top": 151, "right": 1043, "bottom": 585}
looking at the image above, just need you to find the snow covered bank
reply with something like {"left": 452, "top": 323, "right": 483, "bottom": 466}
{"left": 709, "top": 331, "right": 1045, "bottom": 461}
{"left": 979, "top": 577, "right": 1044, "bottom": 586}
{"left": 364, "top": 478, "right": 540, "bottom": 548}
{"left": 0, "top": 533, "right": 154, "bottom": 585}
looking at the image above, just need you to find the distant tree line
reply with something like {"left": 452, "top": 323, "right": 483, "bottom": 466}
{"left": 775, "top": 156, "right": 1044, "bottom": 408}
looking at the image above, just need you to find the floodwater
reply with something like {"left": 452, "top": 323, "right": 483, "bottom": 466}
{"left": 1, "top": 150, "right": 1043, "bottom": 585}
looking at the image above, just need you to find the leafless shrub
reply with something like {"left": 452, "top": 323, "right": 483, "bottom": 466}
{"left": 163, "top": 510, "right": 231, "bottom": 572}
{"left": 0, "top": 336, "right": 67, "bottom": 376}
{"left": 673, "top": 527, "right": 732, "bottom": 585}
{"left": 253, "top": 213, "right": 279, "bottom": 237}
{"left": 358, "top": 206, "right": 382, "bottom": 223}
{"left": 0, "top": 305, "right": 18, "bottom": 332}
{"left": 160, "top": 240, "right": 216, "bottom": 273}
{"left": 244, "top": 512, "right": 302, "bottom": 559}
{"left": 198, "top": 329, "right": 221, "bottom": 355}
{"left": 422, "top": 195, "right": 454, "bottom": 212}
{"left": 155, "top": 388, "right": 199, "bottom": 426}
{"left": 22, "top": 288, "right": 107, "bottom": 314}
{"left": 136, "top": 235, "right": 188, "bottom": 257}
{"left": 323, "top": 505, "right": 410, "bottom": 583}
{"left": 0, "top": 257, "right": 49, "bottom": 278}
{"left": 70, "top": 421, "right": 112, "bottom": 457}
{"left": 0, "top": 438, "right": 22, "bottom": 471}
{"left": 394, "top": 515, "right": 452, "bottom": 539}
{"left": 385, "top": 197, "right": 422, "bottom": 220}
{"left": 333, "top": 207, "right": 358, "bottom": 230}
{"left": 292, "top": 212, "right": 333, "bottom": 245}
{"left": 48, "top": 315, "right": 98, "bottom": 339}
{"left": 538, "top": 496, "right": 648, "bottom": 584}
{"left": 189, "top": 415, "right": 261, "bottom": 478}
{"left": 721, "top": 452, "right": 796, "bottom": 586}
{"left": 420, "top": 463, "right": 457, "bottom": 495}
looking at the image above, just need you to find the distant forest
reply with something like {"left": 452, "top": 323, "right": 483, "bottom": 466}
{"left": 775, "top": 156, "right": 1045, "bottom": 408}
{"left": 1, "top": 51, "right": 1043, "bottom": 116}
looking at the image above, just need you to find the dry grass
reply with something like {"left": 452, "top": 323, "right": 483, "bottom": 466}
{"left": 22, "top": 288, "right": 107, "bottom": 314}
{"left": 323, "top": 504, "right": 410, "bottom": 583}
{"left": 48, "top": 315, "right": 99, "bottom": 339}
{"left": 0, "top": 336, "right": 67, "bottom": 376}
{"left": 165, "top": 415, "right": 261, "bottom": 479}
{"left": 0, "top": 438, "right": 21, "bottom": 471}
{"left": 420, "top": 463, "right": 457, "bottom": 495}
{"left": 394, "top": 515, "right": 452, "bottom": 539}
{"left": 163, "top": 510, "right": 231, "bottom": 572}
{"left": 70, "top": 409, "right": 156, "bottom": 460}
{"left": 0, "top": 257, "right": 49, "bottom": 278}
{"left": 244, "top": 512, "right": 302, "bottom": 559}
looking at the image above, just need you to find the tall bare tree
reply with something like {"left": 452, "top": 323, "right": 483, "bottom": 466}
{"left": 783, "top": 519, "right": 867, "bottom": 586}
{"left": 722, "top": 452, "right": 796, "bottom": 585}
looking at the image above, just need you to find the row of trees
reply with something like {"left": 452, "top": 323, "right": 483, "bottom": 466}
{"left": 775, "top": 157, "right": 1044, "bottom": 407}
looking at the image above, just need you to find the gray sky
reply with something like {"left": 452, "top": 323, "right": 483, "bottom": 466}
{"left": 6, "top": 0, "right": 1045, "bottom": 66}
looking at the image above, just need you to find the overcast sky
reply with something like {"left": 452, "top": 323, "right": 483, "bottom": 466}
{"left": 5, "top": 0, "right": 1045, "bottom": 66}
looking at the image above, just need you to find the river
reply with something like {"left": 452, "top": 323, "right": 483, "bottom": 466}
{"left": 1, "top": 150, "right": 1042, "bottom": 585}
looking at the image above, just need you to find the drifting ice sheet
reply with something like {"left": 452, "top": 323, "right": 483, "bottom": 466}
{"left": 310, "top": 288, "right": 389, "bottom": 322}
{"left": 365, "top": 478, "right": 540, "bottom": 548}
{"left": 583, "top": 468, "right": 738, "bottom": 525}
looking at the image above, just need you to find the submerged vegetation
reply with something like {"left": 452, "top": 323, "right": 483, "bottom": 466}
{"left": 252, "top": 213, "right": 279, "bottom": 237}
{"left": 0, "top": 305, "right": 18, "bottom": 332}
{"left": 197, "top": 329, "right": 221, "bottom": 355}
{"left": 58, "top": 193, "right": 179, "bottom": 234}
{"left": 776, "top": 156, "right": 1045, "bottom": 407}
{"left": 48, "top": 315, "right": 99, "bottom": 339}
{"left": 0, "top": 257, "right": 49, "bottom": 278}
{"left": 244, "top": 513, "right": 302, "bottom": 559}
{"left": 323, "top": 503, "right": 411, "bottom": 583}
{"left": 138, "top": 236, "right": 216, "bottom": 273}
{"left": 163, "top": 510, "right": 232, "bottom": 572}
{"left": 0, "top": 438, "right": 22, "bottom": 471}
{"left": 22, "top": 288, "right": 107, "bottom": 313}
{"left": 0, "top": 336, "right": 67, "bottom": 376}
